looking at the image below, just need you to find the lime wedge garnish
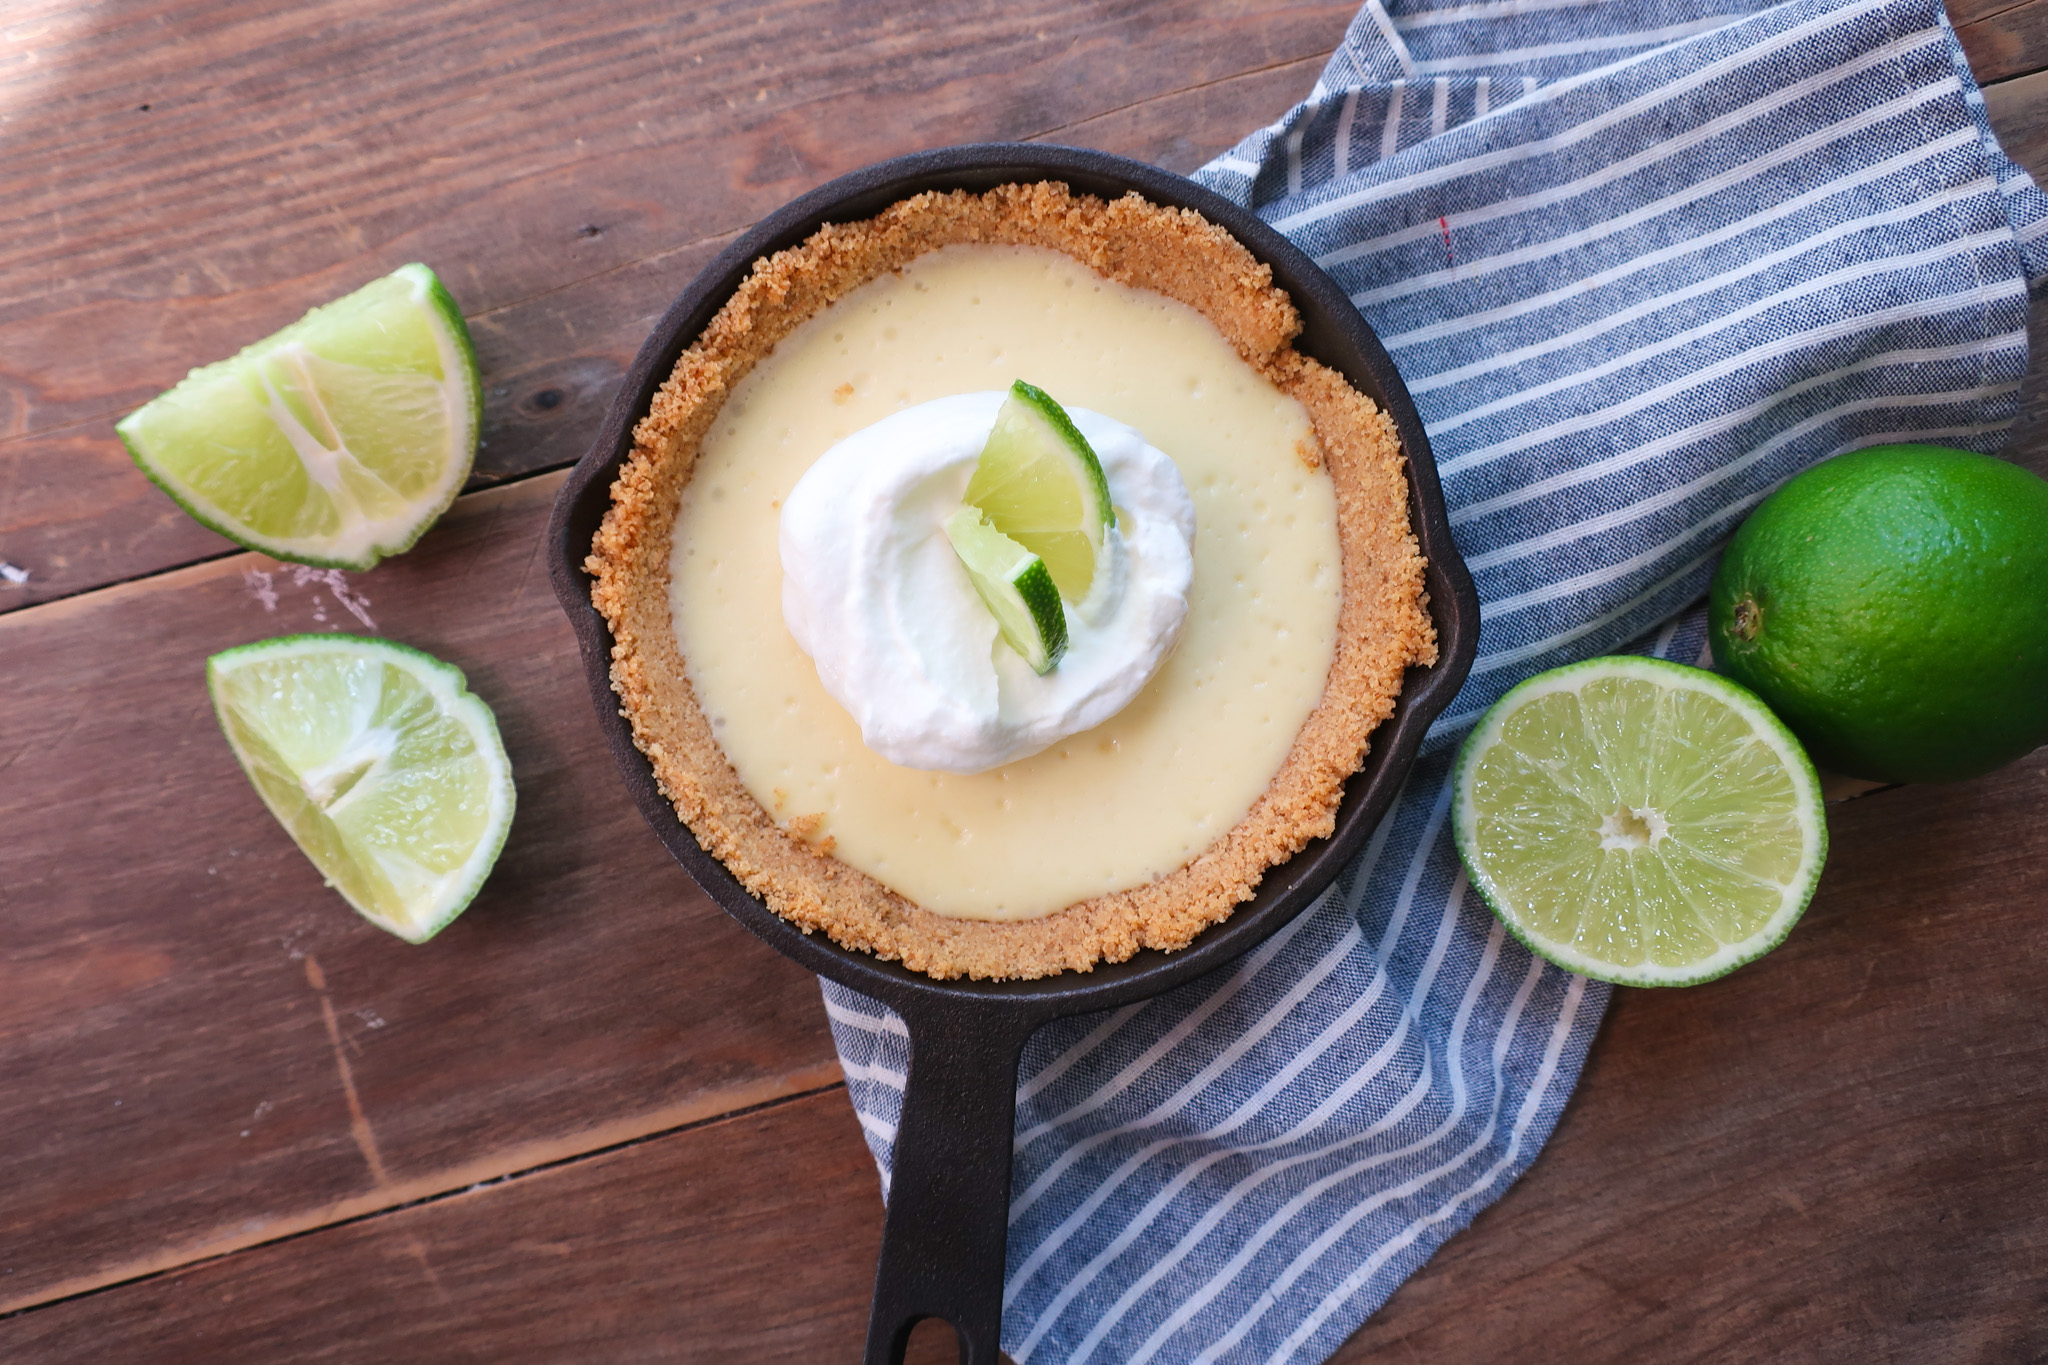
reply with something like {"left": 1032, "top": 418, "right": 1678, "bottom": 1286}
{"left": 208, "top": 635, "right": 515, "bottom": 943}
{"left": 1453, "top": 656, "right": 1827, "bottom": 987}
{"left": 963, "top": 380, "right": 1115, "bottom": 602}
{"left": 117, "top": 263, "right": 482, "bottom": 571}
{"left": 944, "top": 506, "right": 1068, "bottom": 675}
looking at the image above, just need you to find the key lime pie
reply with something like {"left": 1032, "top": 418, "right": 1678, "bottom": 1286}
{"left": 590, "top": 183, "right": 1434, "bottom": 979}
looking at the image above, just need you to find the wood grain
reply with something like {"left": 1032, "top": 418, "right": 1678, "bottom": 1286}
{"left": 0, "top": 0, "right": 1352, "bottom": 610}
{"left": 1955, "top": 0, "right": 2048, "bottom": 85}
{"left": 0, "top": 1089, "right": 896, "bottom": 1363}
{"left": 1985, "top": 70, "right": 2048, "bottom": 200}
{"left": 0, "top": 472, "right": 846, "bottom": 1313}
{"left": 2, "top": 762, "right": 2041, "bottom": 1360}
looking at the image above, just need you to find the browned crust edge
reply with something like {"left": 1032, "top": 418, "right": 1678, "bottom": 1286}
{"left": 587, "top": 182, "right": 1436, "bottom": 980}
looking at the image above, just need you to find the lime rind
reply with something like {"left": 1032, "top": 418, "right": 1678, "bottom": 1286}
{"left": 416, "top": 264, "right": 485, "bottom": 449}
{"left": 1708, "top": 443, "right": 2048, "bottom": 784}
{"left": 1004, "top": 380, "right": 1114, "bottom": 529}
{"left": 117, "top": 263, "right": 482, "bottom": 571}
{"left": 207, "top": 633, "right": 515, "bottom": 944}
{"left": 1452, "top": 655, "right": 1828, "bottom": 988}
{"left": 944, "top": 506, "right": 1068, "bottom": 674}
{"left": 964, "top": 380, "right": 1115, "bottom": 602}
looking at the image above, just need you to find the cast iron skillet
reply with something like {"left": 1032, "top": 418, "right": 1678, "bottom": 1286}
{"left": 548, "top": 144, "right": 1476, "bottom": 1364}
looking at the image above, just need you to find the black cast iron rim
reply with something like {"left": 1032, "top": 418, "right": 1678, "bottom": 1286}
{"left": 546, "top": 141, "right": 1478, "bottom": 1028}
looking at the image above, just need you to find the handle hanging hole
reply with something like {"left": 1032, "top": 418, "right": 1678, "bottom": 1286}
{"left": 902, "top": 1315, "right": 964, "bottom": 1365}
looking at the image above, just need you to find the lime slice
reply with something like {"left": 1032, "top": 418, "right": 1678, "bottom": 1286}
{"left": 208, "top": 635, "right": 515, "bottom": 943}
{"left": 117, "top": 263, "right": 482, "bottom": 571}
{"left": 963, "top": 380, "right": 1115, "bottom": 602}
{"left": 944, "top": 506, "right": 1068, "bottom": 675}
{"left": 1453, "top": 656, "right": 1827, "bottom": 987}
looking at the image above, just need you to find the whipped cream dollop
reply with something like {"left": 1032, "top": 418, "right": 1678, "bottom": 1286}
{"left": 779, "top": 392, "right": 1197, "bottom": 774}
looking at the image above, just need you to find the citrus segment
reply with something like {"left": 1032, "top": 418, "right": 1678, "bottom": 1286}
{"left": 207, "top": 635, "right": 515, "bottom": 943}
{"left": 944, "top": 505, "right": 1068, "bottom": 674}
{"left": 1454, "top": 656, "right": 1826, "bottom": 987}
{"left": 963, "top": 380, "right": 1115, "bottom": 601}
{"left": 117, "top": 263, "right": 481, "bottom": 570}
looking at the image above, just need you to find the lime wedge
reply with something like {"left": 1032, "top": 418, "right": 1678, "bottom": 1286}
{"left": 117, "top": 263, "right": 482, "bottom": 571}
{"left": 944, "top": 506, "right": 1068, "bottom": 675}
{"left": 1453, "top": 656, "right": 1827, "bottom": 987}
{"left": 964, "top": 380, "right": 1115, "bottom": 602}
{"left": 208, "top": 635, "right": 515, "bottom": 943}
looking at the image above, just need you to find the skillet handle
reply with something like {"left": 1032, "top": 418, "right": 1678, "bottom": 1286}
{"left": 863, "top": 1006, "right": 1038, "bottom": 1365}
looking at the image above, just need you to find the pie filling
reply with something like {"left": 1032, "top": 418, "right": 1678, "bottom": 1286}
{"left": 669, "top": 244, "right": 1342, "bottom": 920}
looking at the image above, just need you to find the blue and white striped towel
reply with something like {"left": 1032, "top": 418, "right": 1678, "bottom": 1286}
{"left": 825, "top": 0, "right": 2048, "bottom": 1357}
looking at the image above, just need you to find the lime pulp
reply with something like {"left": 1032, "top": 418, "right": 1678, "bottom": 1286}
{"left": 208, "top": 634, "right": 515, "bottom": 943}
{"left": 1453, "top": 656, "right": 1827, "bottom": 987}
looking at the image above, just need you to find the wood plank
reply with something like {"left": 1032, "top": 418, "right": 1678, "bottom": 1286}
{"left": 3, "top": 758, "right": 2042, "bottom": 1358}
{"left": 0, "top": 1089, "right": 903, "bottom": 1363}
{"left": 0, "top": 471, "right": 846, "bottom": 1313}
{"left": 1986, "top": 69, "right": 2048, "bottom": 205}
{"left": 1331, "top": 754, "right": 2048, "bottom": 1362}
{"left": 0, "top": 0, "right": 1351, "bottom": 609}
{"left": 1954, "top": 0, "right": 2048, "bottom": 84}
{"left": 1042, "top": 53, "right": 1325, "bottom": 170}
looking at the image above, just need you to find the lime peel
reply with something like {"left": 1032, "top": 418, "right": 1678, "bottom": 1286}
{"left": 1708, "top": 443, "right": 2048, "bottom": 783}
{"left": 208, "top": 634, "right": 515, "bottom": 943}
{"left": 963, "top": 380, "right": 1115, "bottom": 603}
{"left": 1453, "top": 655, "right": 1827, "bottom": 987}
{"left": 944, "top": 506, "right": 1068, "bottom": 674}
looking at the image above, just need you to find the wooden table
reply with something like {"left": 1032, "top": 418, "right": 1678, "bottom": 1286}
{"left": 3, "top": 3, "right": 2044, "bottom": 1360}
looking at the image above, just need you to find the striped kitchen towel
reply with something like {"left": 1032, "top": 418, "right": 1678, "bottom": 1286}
{"left": 825, "top": 0, "right": 2048, "bottom": 1358}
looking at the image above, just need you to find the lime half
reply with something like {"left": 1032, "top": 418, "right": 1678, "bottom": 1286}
{"left": 1453, "top": 656, "right": 1827, "bottom": 987}
{"left": 118, "top": 263, "right": 482, "bottom": 571}
{"left": 208, "top": 635, "right": 515, "bottom": 943}
{"left": 964, "top": 380, "right": 1115, "bottom": 602}
{"left": 944, "top": 506, "right": 1068, "bottom": 674}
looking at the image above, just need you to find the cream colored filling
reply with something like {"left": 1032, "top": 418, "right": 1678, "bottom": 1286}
{"left": 669, "top": 244, "right": 1340, "bottom": 920}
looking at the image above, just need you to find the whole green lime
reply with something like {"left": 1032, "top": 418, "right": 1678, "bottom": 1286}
{"left": 1709, "top": 444, "right": 2048, "bottom": 783}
